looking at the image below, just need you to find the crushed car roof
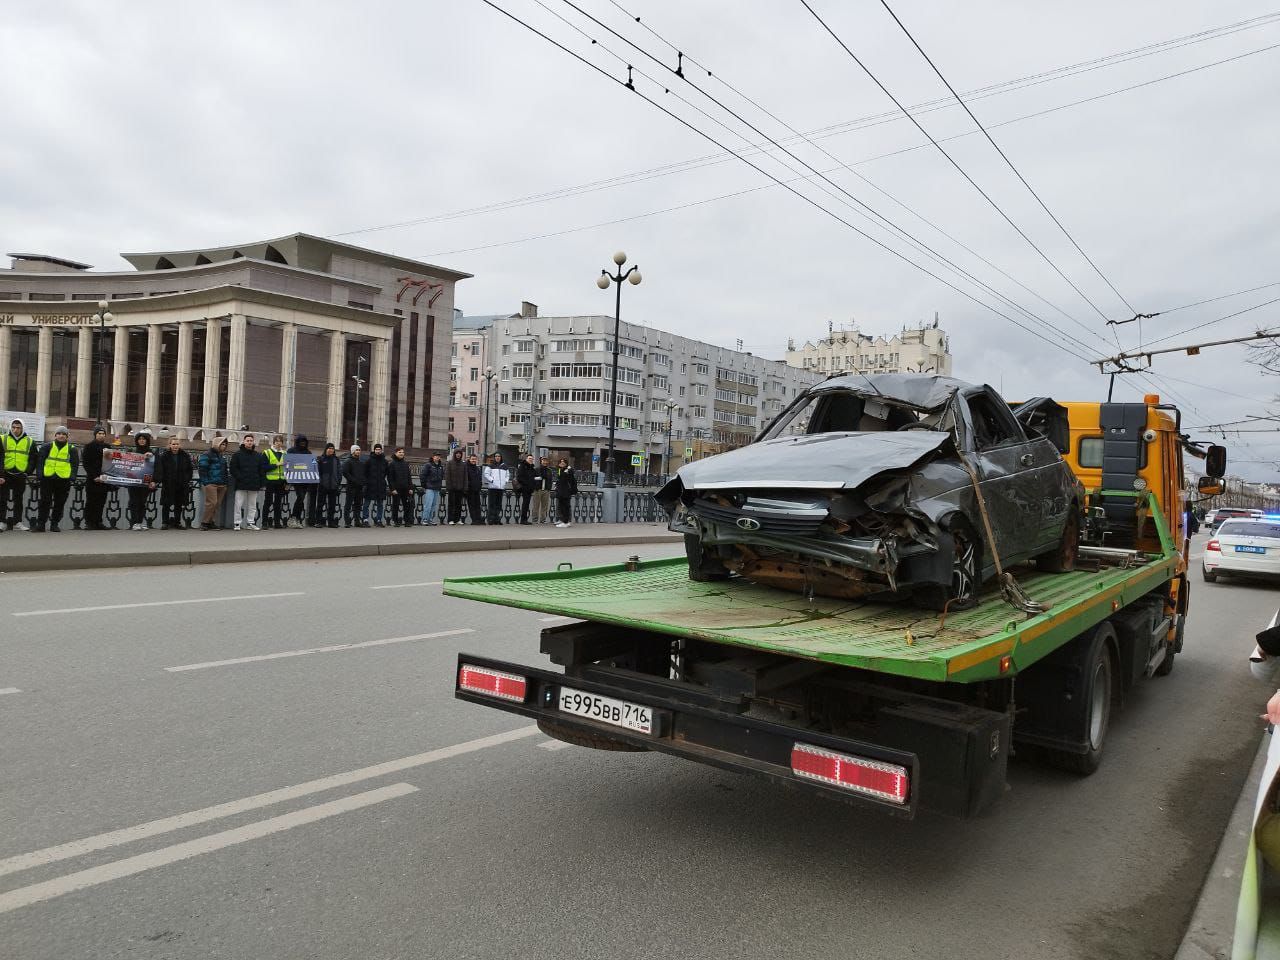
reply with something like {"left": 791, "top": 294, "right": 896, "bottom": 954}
{"left": 812, "top": 373, "right": 969, "bottom": 410}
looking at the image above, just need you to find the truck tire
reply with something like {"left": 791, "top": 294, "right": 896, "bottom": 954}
{"left": 685, "top": 533, "right": 730, "bottom": 582}
{"left": 537, "top": 718, "right": 649, "bottom": 752}
{"left": 1035, "top": 506, "right": 1079, "bottom": 573}
{"left": 1041, "top": 622, "right": 1116, "bottom": 775}
{"left": 914, "top": 517, "right": 980, "bottom": 612}
{"left": 1154, "top": 585, "right": 1186, "bottom": 677}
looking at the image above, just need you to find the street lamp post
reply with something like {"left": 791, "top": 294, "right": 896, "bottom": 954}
{"left": 664, "top": 398, "right": 677, "bottom": 483}
{"left": 351, "top": 354, "right": 367, "bottom": 445}
{"left": 91, "top": 299, "right": 113, "bottom": 426}
{"left": 597, "top": 251, "right": 642, "bottom": 487}
{"left": 481, "top": 365, "right": 496, "bottom": 456}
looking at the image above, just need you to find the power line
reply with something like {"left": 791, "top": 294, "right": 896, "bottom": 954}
{"left": 799, "top": 0, "right": 1119, "bottom": 327}
{"left": 1110, "top": 278, "right": 1280, "bottom": 324}
{"left": 475, "top": 0, "right": 1102, "bottom": 368}
{"left": 1143, "top": 296, "right": 1280, "bottom": 348}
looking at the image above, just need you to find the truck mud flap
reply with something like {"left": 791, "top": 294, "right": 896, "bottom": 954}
{"left": 456, "top": 654, "right": 1009, "bottom": 819}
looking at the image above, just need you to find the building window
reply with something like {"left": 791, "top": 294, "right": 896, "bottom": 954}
{"left": 501, "top": 344, "right": 510, "bottom": 355}
{"left": 470, "top": 342, "right": 480, "bottom": 355}
{"left": 651, "top": 374, "right": 668, "bottom": 390}
{"left": 448, "top": 418, "right": 455, "bottom": 431}
{"left": 694, "top": 362, "right": 709, "bottom": 375}
{"left": 512, "top": 363, "right": 534, "bottom": 378}
{"left": 468, "top": 417, "right": 477, "bottom": 431}
{"left": 514, "top": 340, "right": 535, "bottom": 353}
{"left": 469, "top": 368, "right": 478, "bottom": 381}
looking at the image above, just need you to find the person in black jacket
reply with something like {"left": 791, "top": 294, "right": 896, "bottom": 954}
{"left": 443, "top": 450, "right": 467, "bottom": 525}
{"left": 418, "top": 454, "right": 443, "bottom": 525}
{"left": 363, "top": 443, "right": 389, "bottom": 527}
{"left": 342, "top": 445, "right": 367, "bottom": 527}
{"left": 465, "top": 454, "right": 485, "bottom": 525}
{"left": 229, "top": 434, "right": 267, "bottom": 531}
{"left": 153, "top": 435, "right": 195, "bottom": 529}
{"left": 386, "top": 446, "right": 413, "bottom": 526}
{"left": 554, "top": 458, "right": 578, "bottom": 527}
{"left": 515, "top": 454, "right": 537, "bottom": 526}
{"left": 288, "top": 434, "right": 317, "bottom": 528}
{"left": 81, "top": 426, "right": 109, "bottom": 530}
{"left": 126, "top": 430, "right": 157, "bottom": 531}
{"left": 316, "top": 442, "right": 342, "bottom": 527}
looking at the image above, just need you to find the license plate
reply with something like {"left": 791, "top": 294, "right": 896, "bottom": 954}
{"left": 557, "top": 687, "right": 653, "bottom": 734}
{"left": 1236, "top": 545, "right": 1267, "bottom": 554}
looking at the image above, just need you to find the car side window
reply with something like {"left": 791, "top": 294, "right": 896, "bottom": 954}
{"left": 964, "top": 393, "right": 1021, "bottom": 450}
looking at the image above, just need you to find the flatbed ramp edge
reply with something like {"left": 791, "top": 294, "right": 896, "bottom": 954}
{"left": 443, "top": 548, "right": 1179, "bottom": 684}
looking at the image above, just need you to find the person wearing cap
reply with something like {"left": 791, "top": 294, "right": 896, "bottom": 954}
{"left": 342, "top": 444, "right": 368, "bottom": 527}
{"left": 197, "top": 436, "right": 230, "bottom": 530}
{"left": 126, "top": 429, "right": 157, "bottom": 531}
{"left": 363, "top": 442, "right": 389, "bottom": 528}
{"left": 1, "top": 417, "right": 36, "bottom": 531}
{"left": 262, "top": 435, "right": 289, "bottom": 530}
{"left": 33, "top": 425, "right": 78, "bottom": 533}
{"left": 287, "top": 434, "right": 317, "bottom": 528}
{"left": 154, "top": 435, "right": 195, "bottom": 530}
{"left": 316, "top": 442, "right": 343, "bottom": 527}
{"left": 229, "top": 434, "right": 267, "bottom": 531}
{"left": 386, "top": 446, "right": 414, "bottom": 527}
{"left": 82, "top": 426, "right": 110, "bottom": 530}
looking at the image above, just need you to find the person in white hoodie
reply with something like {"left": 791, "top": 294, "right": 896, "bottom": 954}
{"left": 482, "top": 453, "right": 510, "bottom": 525}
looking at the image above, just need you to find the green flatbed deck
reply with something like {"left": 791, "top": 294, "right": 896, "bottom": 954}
{"left": 443, "top": 548, "right": 1181, "bottom": 684}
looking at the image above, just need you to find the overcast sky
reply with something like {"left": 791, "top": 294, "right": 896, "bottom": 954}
{"left": 5, "top": 1, "right": 1280, "bottom": 479}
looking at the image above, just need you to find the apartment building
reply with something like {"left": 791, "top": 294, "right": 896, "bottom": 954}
{"left": 786, "top": 321, "right": 952, "bottom": 377}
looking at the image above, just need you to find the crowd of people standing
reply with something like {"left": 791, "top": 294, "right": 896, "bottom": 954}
{"left": 1, "top": 419, "right": 584, "bottom": 532}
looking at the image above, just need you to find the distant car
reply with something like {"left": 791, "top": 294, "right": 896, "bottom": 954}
{"left": 1203, "top": 518, "right": 1280, "bottom": 582}
{"left": 658, "top": 374, "right": 1084, "bottom": 609}
{"left": 1208, "top": 507, "right": 1254, "bottom": 533}
{"left": 1203, "top": 509, "right": 1218, "bottom": 527}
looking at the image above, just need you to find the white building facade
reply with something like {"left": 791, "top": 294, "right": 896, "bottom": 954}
{"left": 786, "top": 323, "right": 952, "bottom": 377}
{"left": 458, "top": 305, "right": 821, "bottom": 476}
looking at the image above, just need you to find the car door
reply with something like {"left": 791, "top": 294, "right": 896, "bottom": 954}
{"left": 961, "top": 389, "right": 1051, "bottom": 565}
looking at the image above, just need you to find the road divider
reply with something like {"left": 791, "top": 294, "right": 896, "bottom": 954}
{"left": 0, "top": 724, "right": 538, "bottom": 880}
{"left": 0, "top": 783, "right": 419, "bottom": 915}
{"left": 164, "top": 628, "right": 475, "bottom": 672}
{"left": 11, "top": 592, "right": 305, "bottom": 618}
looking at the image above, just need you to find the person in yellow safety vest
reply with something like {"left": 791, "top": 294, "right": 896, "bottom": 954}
{"left": 262, "top": 435, "right": 289, "bottom": 530}
{"left": 2, "top": 417, "right": 37, "bottom": 531}
{"left": 34, "top": 425, "right": 79, "bottom": 533}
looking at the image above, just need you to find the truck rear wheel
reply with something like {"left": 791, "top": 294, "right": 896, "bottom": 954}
{"left": 684, "top": 533, "right": 730, "bottom": 582}
{"left": 1041, "top": 623, "right": 1116, "bottom": 775}
{"left": 537, "top": 718, "right": 649, "bottom": 752}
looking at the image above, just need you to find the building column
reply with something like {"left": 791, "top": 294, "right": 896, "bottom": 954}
{"left": 278, "top": 322, "right": 297, "bottom": 437}
{"left": 225, "top": 314, "right": 247, "bottom": 430}
{"left": 202, "top": 319, "right": 222, "bottom": 430}
{"left": 143, "top": 323, "right": 162, "bottom": 424}
{"left": 74, "top": 328, "right": 93, "bottom": 419}
{"left": 174, "top": 322, "right": 193, "bottom": 427}
{"left": 34, "top": 327, "right": 53, "bottom": 416}
{"left": 111, "top": 326, "right": 128, "bottom": 422}
{"left": 326, "top": 330, "right": 345, "bottom": 444}
{"left": 0, "top": 327, "right": 11, "bottom": 409}
{"left": 369, "top": 336, "right": 391, "bottom": 445}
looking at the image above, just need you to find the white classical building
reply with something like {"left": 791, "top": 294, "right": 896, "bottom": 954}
{"left": 0, "top": 234, "right": 469, "bottom": 451}
{"left": 786, "top": 321, "right": 952, "bottom": 377}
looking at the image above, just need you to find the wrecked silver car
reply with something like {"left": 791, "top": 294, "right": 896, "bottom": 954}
{"left": 657, "top": 374, "right": 1083, "bottom": 608}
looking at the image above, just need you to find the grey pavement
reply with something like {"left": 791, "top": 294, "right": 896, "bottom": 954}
{"left": 0, "top": 538, "right": 1271, "bottom": 959}
{"left": 0, "top": 521, "right": 680, "bottom": 573}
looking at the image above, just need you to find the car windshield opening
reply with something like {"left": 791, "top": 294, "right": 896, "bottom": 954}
{"left": 762, "top": 390, "right": 941, "bottom": 440}
{"left": 1217, "top": 521, "right": 1280, "bottom": 538}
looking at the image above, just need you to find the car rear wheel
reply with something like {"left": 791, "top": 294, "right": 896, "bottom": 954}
{"left": 684, "top": 533, "right": 730, "bottom": 582}
{"left": 1035, "top": 507, "right": 1079, "bottom": 573}
{"left": 1201, "top": 566, "right": 1217, "bottom": 583}
{"left": 914, "top": 517, "right": 980, "bottom": 611}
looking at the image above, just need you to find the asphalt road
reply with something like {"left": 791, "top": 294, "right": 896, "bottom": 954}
{"left": 0, "top": 537, "right": 1274, "bottom": 960}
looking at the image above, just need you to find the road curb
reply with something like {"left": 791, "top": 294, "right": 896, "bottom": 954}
{"left": 0, "top": 532, "right": 681, "bottom": 573}
{"left": 1175, "top": 731, "right": 1268, "bottom": 960}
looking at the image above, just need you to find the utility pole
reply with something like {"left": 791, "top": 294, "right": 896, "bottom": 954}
{"left": 1093, "top": 329, "right": 1278, "bottom": 374}
{"left": 596, "top": 251, "right": 642, "bottom": 487}
{"left": 351, "top": 354, "right": 367, "bottom": 445}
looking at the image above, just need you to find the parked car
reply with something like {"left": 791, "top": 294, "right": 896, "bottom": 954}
{"left": 1208, "top": 507, "right": 1254, "bottom": 533}
{"left": 657, "top": 374, "right": 1084, "bottom": 608}
{"left": 1203, "top": 517, "right": 1280, "bottom": 582}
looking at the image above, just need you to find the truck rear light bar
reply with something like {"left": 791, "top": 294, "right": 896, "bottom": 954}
{"left": 457, "top": 664, "right": 528, "bottom": 703}
{"left": 791, "top": 742, "right": 910, "bottom": 805}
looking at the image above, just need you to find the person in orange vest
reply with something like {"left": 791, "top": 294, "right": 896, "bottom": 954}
{"left": 34, "top": 425, "right": 79, "bottom": 533}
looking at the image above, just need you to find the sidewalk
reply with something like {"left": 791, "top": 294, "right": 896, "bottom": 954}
{"left": 0, "top": 522, "right": 682, "bottom": 573}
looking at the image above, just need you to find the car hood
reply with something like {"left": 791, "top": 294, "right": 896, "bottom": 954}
{"left": 675, "top": 431, "right": 951, "bottom": 491}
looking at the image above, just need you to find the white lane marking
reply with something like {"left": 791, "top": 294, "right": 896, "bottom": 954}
{"left": 370, "top": 581, "right": 443, "bottom": 590}
{"left": 0, "top": 783, "right": 418, "bottom": 916}
{"left": 539, "top": 616, "right": 575, "bottom": 623}
{"left": 538, "top": 740, "right": 573, "bottom": 751}
{"left": 11, "top": 592, "right": 305, "bottom": 618}
{"left": 164, "top": 628, "right": 474, "bottom": 672}
{"left": 0, "top": 688, "right": 20, "bottom": 696}
{"left": 0, "top": 724, "right": 537, "bottom": 879}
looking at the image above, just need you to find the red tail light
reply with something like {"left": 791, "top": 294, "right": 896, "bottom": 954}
{"left": 458, "top": 664, "right": 528, "bottom": 702}
{"left": 1206, "top": 540, "right": 1220, "bottom": 552}
{"left": 791, "top": 743, "right": 909, "bottom": 805}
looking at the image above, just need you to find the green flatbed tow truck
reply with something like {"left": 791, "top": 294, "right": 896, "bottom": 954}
{"left": 448, "top": 486, "right": 1187, "bottom": 819}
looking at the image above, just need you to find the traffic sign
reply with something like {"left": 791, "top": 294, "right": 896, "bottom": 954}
{"left": 630, "top": 454, "right": 645, "bottom": 467}
{"left": 684, "top": 446, "right": 693, "bottom": 458}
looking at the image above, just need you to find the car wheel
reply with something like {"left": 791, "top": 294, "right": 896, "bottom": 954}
{"left": 684, "top": 533, "right": 730, "bottom": 582}
{"left": 1201, "top": 566, "right": 1217, "bottom": 583}
{"left": 914, "top": 517, "right": 980, "bottom": 611}
{"left": 1035, "top": 506, "right": 1079, "bottom": 573}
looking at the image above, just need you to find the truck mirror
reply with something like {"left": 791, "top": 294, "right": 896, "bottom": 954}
{"left": 1197, "top": 477, "right": 1224, "bottom": 496}
{"left": 1205, "top": 444, "right": 1227, "bottom": 479}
